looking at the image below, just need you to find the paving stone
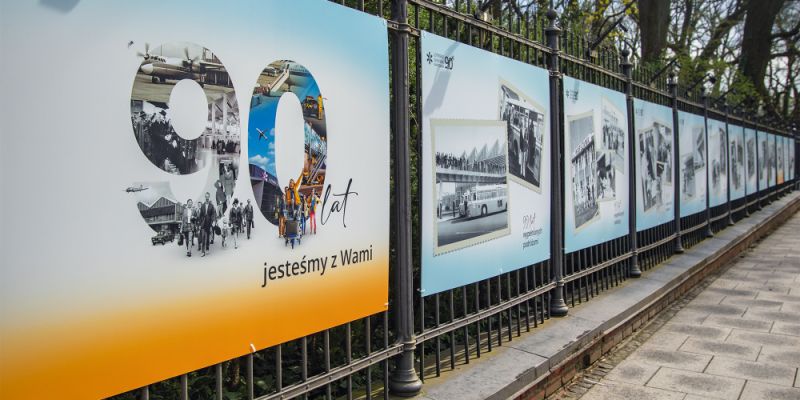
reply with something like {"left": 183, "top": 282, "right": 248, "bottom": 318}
{"left": 683, "top": 395, "right": 723, "bottom": 400}
{"left": 668, "top": 310, "right": 709, "bottom": 325}
{"left": 638, "top": 332, "right": 689, "bottom": 351}
{"left": 678, "top": 337, "right": 760, "bottom": 361}
{"left": 756, "top": 292, "right": 800, "bottom": 303}
{"left": 721, "top": 297, "right": 784, "bottom": 309}
{"left": 742, "top": 309, "right": 800, "bottom": 323}
{"left": 739, "top": 380, "right": 800, "bottom": 400}
{"left": 784, "top": 302, "right": 800, "bottom": 314}
{"left": 646, "top": 367, "right": 745, "bottom": 399}
{"left": 772, "top": 321, "right": 800, "bottom": 337}
{"left": 627, "top": 348, "right": 711, "bottom": 372}
{"left": 600, "top": 359, "right": 660, "bottom": 385}
{"left": 708, "top": 278, "right": 741, "bottom": 289}
{"left": 689, "top": 292, "right": 726, "bottom": 305}
{"left": 581, "top": 379, "right": 685, "bottom": 400}
{"left": 704, "top": 356, "right": 797, "bottom": 386}
{"left": 758, "top": 345, "right": 800, "bottom": 368}
{"left": 737, "top": 282, "right": 793, "bottom": 294}
{"left": 702, "top": 314, "right": 773, "bottom": 332}
{"left": 660, "top": 323, "right": 731, "bottom": 340}
{"left": 703, "top": 287, "right": 758, "bottom": 298}
{"left": 684, "top": 303, "right": 747, "bottom": 317}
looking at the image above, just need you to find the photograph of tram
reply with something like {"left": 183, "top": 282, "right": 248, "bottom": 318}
{"left": 431, "top": 120, "right": 510, "bottom": 254}
{"left": 499, "top": 81, "right": 545, "bottom": 191}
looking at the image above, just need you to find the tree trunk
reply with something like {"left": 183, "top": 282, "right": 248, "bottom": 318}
{"left": 739, "top": 0, "right": 785, "bottom": 95}
{"left": 638, "top": 0, "right": 670, "bottom": 63}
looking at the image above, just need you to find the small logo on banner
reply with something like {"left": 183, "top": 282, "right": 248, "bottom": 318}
{"left": 426, "top": 51, "right": 454, "bottom": 70}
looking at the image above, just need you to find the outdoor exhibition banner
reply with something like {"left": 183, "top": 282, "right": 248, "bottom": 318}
{"left": 729, "top": 124, "right": 746, "bottom": 200}
{"left": 770, "top": 133, "right": 778, "bottom": 187}
{"left": 0, "top": 2, "right": 390, "bottom": 399}
{"left": 745, "top": 128, "right": 758, "bottom": 195}
{"left": 633, "top": 99, "right": 674, "bottom": 231}
{"left": 678, "top": 111, "right": 708, "bottom": 217}
{"left": 759, "top": 131, "right": 770, "bottom": 190}
{"left": 420, "top": 32, "right": 551, "bottom": 295}
{"left": 563, "top": 77, "right": 629, "bottom": 252}
{"left": 707, "top": 118, "right": 728, "bottom": 207}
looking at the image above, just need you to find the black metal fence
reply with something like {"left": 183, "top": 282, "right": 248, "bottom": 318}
{"left": 111, "top": 1, "right": 798, "bottom": 399}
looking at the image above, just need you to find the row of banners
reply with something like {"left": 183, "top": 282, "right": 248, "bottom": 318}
{"left": 421, "top": 31, "right": 796, "bottom": 296}
{"left": 0, "top": 3, "right": 795, "bottom": 399}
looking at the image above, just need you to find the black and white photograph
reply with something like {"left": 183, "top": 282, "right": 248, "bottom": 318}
{"left": 766, "top": 140, "right": 775, "bottom": 185}
{"left": 655, "top": 122, "right": 673, "bottom": 185}
{"left": 569, "top": 112, "right": 600, "bottom": 229}
{"left": 710, "top": 129, "right": 726, "bottom": 191}
{"left": 693, "top": 126, "right": 706, "bottom": 169}
{"left": 596, "top": 152, "right": 616, "bottom": 201}
{"left": 682, "top": 154, "right": 696, "bottom": 198}
{"left": 129, "top": 43, "right": 244, "bottom": 257}
{"left": 730, "top": 134, "right": 744, "bottom": 191}
{"left": 639, "top": 126, "right": 662, "bottom": 211}
{"left": 431, "top": 120, "right": 510, "bottom": 255}
{"left": 499, "top": 82, "right": 545, "bottom": 191}
{"left": 601, "top": 98, "right": 626, "bottom": 172}
{"left": 746, "top": 136, "right": 756, "bottom": 182}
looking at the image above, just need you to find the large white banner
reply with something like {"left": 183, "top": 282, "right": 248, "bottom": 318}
{"left": 563, "top": 77, "right": 629, "bottom": 252}
{"left": 0, "top": 2, "right": 390, "bottom": 399}
{"left": 678, "top": 111, "right": 707, "bottom": 217}
{"left": 420, "top": 32, "right": 551, "bottom": 295}
{"left": 707, "top": 118, "right": 728, "bottom": 207}
{"left": 729, "top": 124, "right": 745, "bottom": 200}
{"left": 744, "top": 128, "right": 758, "bottom": 195}
{"left": 634, "top": 99, "right": 674, "bottom": 231}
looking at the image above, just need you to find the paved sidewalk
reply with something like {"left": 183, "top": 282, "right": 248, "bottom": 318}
{"left": 574, "top": 213, "right": 800, "bottom": 400}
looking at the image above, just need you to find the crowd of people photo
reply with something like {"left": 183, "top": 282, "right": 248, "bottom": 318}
{"left": 177, "top": 193, "right": 255, "bottom": 257}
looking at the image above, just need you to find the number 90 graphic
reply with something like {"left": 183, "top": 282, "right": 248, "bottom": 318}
{"left": 128, "top": 42, "right": 327, "bottom": 254}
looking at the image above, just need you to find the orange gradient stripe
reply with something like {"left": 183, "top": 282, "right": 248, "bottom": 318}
{"left": 0, "top": 256, "right": 388, "bottom": 399}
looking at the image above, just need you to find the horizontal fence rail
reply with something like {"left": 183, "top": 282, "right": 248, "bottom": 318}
{"left": 107, "top": 1, "right": 798, "bottom": 399}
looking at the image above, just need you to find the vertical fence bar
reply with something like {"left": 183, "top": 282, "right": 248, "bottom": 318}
{"left": 620, "top": 49, "right": 640, "bottom": 277}
{"left": 388, "top": 0, "right": 423, "bottom": 396}
{"left": 545, "top": 7, "right": 568, "bottom": 317}
{"left": 180, "top": 374, "right": 188, "bottom": 400}
{"left": 702, "top": 90, "right": 714, "bottom": 237}
{"left": 669, "top": 73, "right": 684, "bottom": 253}
{"left": 215, "top": 364, "right": 223, "bottom": 400}
{"left": 246, "top": 354, "right": 254, "bottom": 400}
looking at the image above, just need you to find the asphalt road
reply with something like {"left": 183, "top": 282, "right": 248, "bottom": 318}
{"left": 437, "top": 211, "right": 508, "bottom": 247}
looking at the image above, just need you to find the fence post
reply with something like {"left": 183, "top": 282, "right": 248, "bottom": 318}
{"left": 702, "top": 90, "right": 714, "bottom": 237}
{"left": 545, "top": 7, "right": 568, "bottom": 317}
{"left": 668, "top": 73, "right": 684, "bottom": 253}
{"left": 724, "top": 104, "right": 734, "bottom": 225}
{"left": 388, "top": 0, "right": 423, "bottom": 396}
{"left": 620, "top": 49, "right": 641, "bottom": 278}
